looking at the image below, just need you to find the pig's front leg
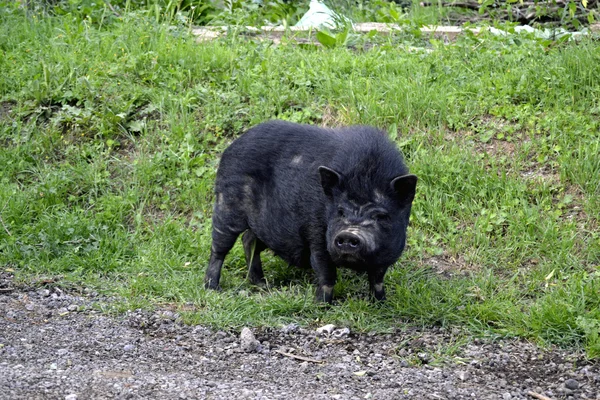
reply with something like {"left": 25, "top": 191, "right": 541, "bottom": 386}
{"left": 368, "top": 267, "right": 387, "bottom": 301}
{"left": 310, "top": 248, "right": 337, "bottom": 304}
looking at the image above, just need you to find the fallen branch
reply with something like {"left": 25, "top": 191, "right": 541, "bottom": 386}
{"left": 274, "top": 349, "right": 325, "bottom": 364}
{"left": 527, "top": 391, "right": 553, "bottom": 400}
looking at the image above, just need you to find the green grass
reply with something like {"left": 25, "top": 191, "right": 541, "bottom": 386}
{"left": 1, "top": 3, "right": 599, "bottom": 358}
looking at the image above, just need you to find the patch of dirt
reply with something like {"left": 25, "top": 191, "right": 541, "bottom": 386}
{"left": 520, "top": 165, "right": 560, "bottom": 183}
{"left": 320, "top": 104, "right": 347, "bottom": 128}
{"left": 0, "top": 101, "right": 15, "bottom": 122}
{"left": 1, "top": 273, "right": 599, "bottom": 400}
{"left": 521, "top": 167, "right": 590, "bottom": 226}
{"left": 559, "top": 184, "right": 590, "bottom": 226}
{"left": 423, "top": 253, "right": 478, "bottom": 278}
{"left": 0, "top": 101, "right": 17, "bottom": 148}
{"left": 476, "top": 138, "right": 517, "bottom": 159}
{"left": 451, "top": 115, "right": 525, "bottom": 158}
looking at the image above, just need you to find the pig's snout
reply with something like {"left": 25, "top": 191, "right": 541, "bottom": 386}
{"left": 334, "top": 232, "right": 362, "bottom": 253}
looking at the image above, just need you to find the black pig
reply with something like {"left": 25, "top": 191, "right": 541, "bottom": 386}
{"left": 205, "top": 120, "right": 417, "bottom": 303}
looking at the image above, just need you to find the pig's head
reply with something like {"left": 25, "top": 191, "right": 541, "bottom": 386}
{"left": 319, "top": 166, "right": 417, "bottom": 271}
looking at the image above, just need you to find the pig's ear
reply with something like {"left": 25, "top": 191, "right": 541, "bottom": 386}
{"left": 390, "top": 174, "right": 417, "bottom": 206}
{"left": 319, "top": 166, "right": 341, "bottom": 197}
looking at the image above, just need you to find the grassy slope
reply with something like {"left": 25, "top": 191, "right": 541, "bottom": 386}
{"left": 1, "top": 7, "right": 599, "bottom": 356}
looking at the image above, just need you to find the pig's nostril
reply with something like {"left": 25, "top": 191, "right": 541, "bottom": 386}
{"left": 335, "top": 233, "right": 361, "bottom": 251}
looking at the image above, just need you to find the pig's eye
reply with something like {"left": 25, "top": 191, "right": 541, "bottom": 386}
{"left": 373, "top": 213, "right": 390, "bottom": 222}
{"left": 337, "top": 208, "right": 346, "bottom": 218}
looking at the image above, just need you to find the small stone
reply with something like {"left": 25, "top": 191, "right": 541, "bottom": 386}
{"left": 67, "top": 305, "right": 78, "bottom": 312}
{"left": 240, "top": 327, "right": 259, "bottom": 353}
{"left": 160, "top": 310, "right": 179, "bottom": 321}
{"left": 123, "top": 344, "right": 135, "bottom": 352}
{"left": 565, "top": 379, "right": 579, "bottom": 390}
{"left": 65, "top": 395, "right": 77, "bottom": 400}
{"left": 502, "top": 393, "right": 512, "bottom": 400}
{"left": 333, "top": 327, "right": 350, "bottom": 338}
{"left": 316, "top": 324, "right": 336, "bottom": 335}
{"left": 281, "top": 323, "right": 299, "bottom": 334}
{"left": 457, "top": 370, "right": 470, "bottom": 381}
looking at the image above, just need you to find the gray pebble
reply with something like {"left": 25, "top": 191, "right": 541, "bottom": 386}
{"left": 281, "top": 323, "right": 299, "bottom": 334}
{"left": 565, "top": 379, "right": 579, "bottom": 390}
{"left": 457, "top": 370, "right": 470, "bottom": 381}
{"left": 123, "top": 344, "right": 136, "bottom": 352}
{"left": 316, "top": 324, "right": 336, "bottom": 335}
{"left": 240, "top": 327, "right": 259, "bottom": 353}
{"left": 333, "top": 327, "right": 351, "bottom": 338}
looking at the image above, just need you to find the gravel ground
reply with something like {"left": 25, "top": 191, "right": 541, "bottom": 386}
{"left": 1, "top": 272, "right": 599, "bottom": 400}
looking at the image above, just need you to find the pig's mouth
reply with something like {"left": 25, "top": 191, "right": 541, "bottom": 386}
{"left": 337, "top": 252, "right": 364, "bottom": 264}
{"left": 328, "top": 227, "right": 376, "bottom": 267}
{"left": 328, "top": 251, "right": 367, "bottom": 270}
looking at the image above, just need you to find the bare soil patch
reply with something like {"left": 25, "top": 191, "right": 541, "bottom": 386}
{"left": 1, "top": 273, "right": 599, "bottom": 399}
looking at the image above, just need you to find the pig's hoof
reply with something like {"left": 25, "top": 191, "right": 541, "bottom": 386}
{"left": 248, "top": 275, "right": 267, "bottom": 288}
{"left": 371, "top": 290, "right": 386, "bottom": 302}
{"left": 315, "top": 285, "right": 334, "bottom": 304}
{"left": 204, "top": 279, "right": 221, "bottom": 291}
{"left": 370, "top": 282, "right": 386, "bottom": 301}
{"left": 374, "top": 293, "right": 386, "bottom": 302}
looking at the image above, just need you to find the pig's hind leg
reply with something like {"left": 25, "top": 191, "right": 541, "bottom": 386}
{"left": 204, "top": 193, "right": 248, "bottom": 290}
{"left": 242, "top": 230, "right": 267, "bottom": 287}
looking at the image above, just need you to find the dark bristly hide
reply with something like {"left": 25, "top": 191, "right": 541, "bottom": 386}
{"left": 205, "top": 120, "right": 417, "bottom": 303}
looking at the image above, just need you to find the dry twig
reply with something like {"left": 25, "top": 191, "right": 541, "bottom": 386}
{"left": 274, "top": 349, "right": 324, "bottom": 364}
{"left": 527, "top": 391, "right": 554, "bottom": 400}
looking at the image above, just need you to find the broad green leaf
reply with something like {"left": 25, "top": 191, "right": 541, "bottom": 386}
{"left": 316, "top": 30, "right": 337, "bottom": 48}
{"left": 388, "top": 123, "right": 398, "bottom": 141}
